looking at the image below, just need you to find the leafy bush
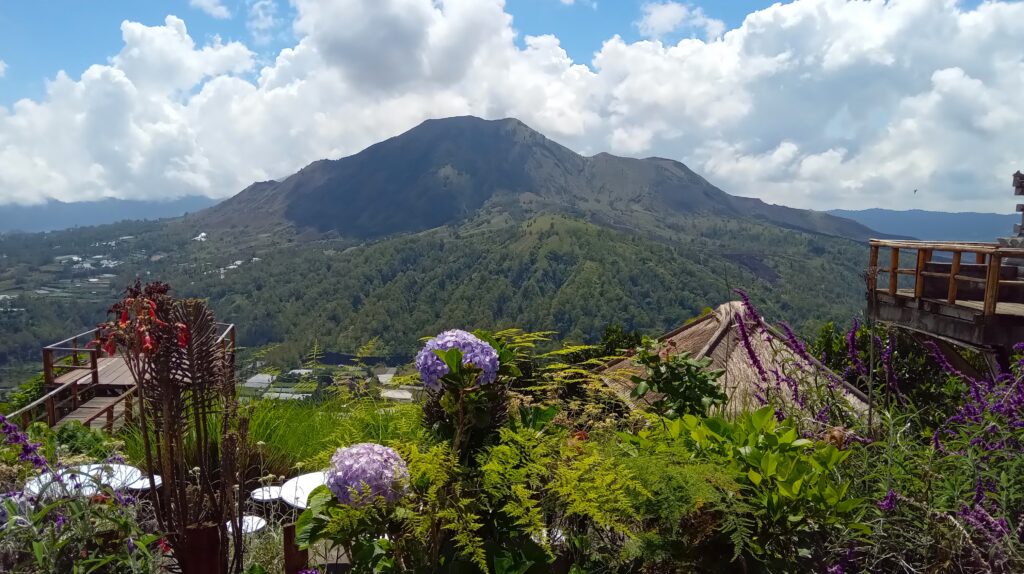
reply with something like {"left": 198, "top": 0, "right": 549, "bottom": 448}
{"left": 628, "top": 340, "right": 727, "bottom": 418}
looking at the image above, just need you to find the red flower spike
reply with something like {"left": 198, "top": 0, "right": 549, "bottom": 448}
{"left": 103, "top": 338, "right": 117, "bottom": 357}
{"left": 142, "top": 334, "right": 155, "bottom": 354}
{"left": 119, "top": 310, "right": 129, "bottom": 329}
{"left": 157, "top": 539, "right": 172, "bottom": 554}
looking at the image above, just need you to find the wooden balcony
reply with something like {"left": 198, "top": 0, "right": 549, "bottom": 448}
{"left": 8, "top": 323, "right": 235, "bottom": 432}
{"left": 868, "top": 240, "right": 1024, "bottom": 364}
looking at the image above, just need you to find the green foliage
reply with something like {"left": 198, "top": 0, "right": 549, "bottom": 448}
{"left": 629, "top": 340, "right": 727, "bottom": 418}
{"left": 0, "top": 372, "right": 46, "bottom": 414}
{"left": 680, "top": 407, "right": 869, "bottom": 565}
{"left": 812, "top": 320, "right": 967, "bottom": 427}
{"left": 28, "top": 421, "right": 118, "bottom": 463}
{"left": 0, "top": 431, "right": 158, "bottom": 573}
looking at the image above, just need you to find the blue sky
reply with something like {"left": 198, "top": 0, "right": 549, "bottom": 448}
{"left": 1, "top": 1, "right": 800, "bottom": 105}
{"left": 0, "top": 0, "right": 1017, "bottom": 212}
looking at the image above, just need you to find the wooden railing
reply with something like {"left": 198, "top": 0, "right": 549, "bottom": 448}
{"left": 82, "top": 386, "right": 138, "bottom": 433}
{"left": 869, "top": 240, "right": 1024, "bottom": 316}
{"left": 43, "top": 328, "right": 102, "bottom": 388}
{"left": 8, "top": 323, "right": 236, "bottom": 431}
{"left": 9, "top": 375, "right": 96, "bottom": 429}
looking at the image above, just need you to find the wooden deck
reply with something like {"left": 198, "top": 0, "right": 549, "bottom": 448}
{"left": 56, "top": 395, "right": 129, "bottom": 428}
{"left": 52, "top": 357, "right": 134, "bottom": 388}
{"left": 870, "top": 240, "right": 1024, "bottom": 370}
{"left": 894, "top": 289, "right": 1024, "bottom": 318}
{"left": 8, "top": 323, "right": 235, "bottom": 432}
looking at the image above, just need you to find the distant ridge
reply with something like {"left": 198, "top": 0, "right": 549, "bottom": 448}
{"left": 0, "top": 196, "right": 219, "bottom": 234}
{"left": 192, "top": 116, "right": 884, "bottom": 242}
{"left": 828, "top": 208, "right": 1016, "bottom": 242}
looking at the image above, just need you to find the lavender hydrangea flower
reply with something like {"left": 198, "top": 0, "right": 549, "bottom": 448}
{"left": 415, "top": 330, "right": 499, "bottom": 391}
{"left": 325, "top": 443, "right": 408, "bottom": 506}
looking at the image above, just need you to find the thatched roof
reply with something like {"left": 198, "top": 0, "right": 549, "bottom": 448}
{"left": 600, "top": 301, "right": 869, "bottom": 417}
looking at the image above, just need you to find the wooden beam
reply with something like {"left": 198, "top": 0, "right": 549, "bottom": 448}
{"left": 889, "top": 247, "right": 900, "bottom": 295}
{"left": 914, "top": 250, "right": 927, "bottom": 297}
{"left": 89, "top": 351, "right": 99, "bottom": 387}
{"left": 283, "top": 522, "right": 309, "bottom": 574}
{"left": 869, "top": 244, "right": 880, "bottom": 292}
{"left": 43, "top": 348, "right": 54, "bottom": 387}
{"left": 984, "top": 254, "right": 1002, "bottom": 316}
{"left": 976, "top": 252, "right": 986, "bottom": 265}
{"left": 947, "top": 251, "right": 961, "bottom": 304}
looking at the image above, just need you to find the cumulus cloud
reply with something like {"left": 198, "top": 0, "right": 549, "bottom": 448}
{"left": 190, "top": 0, "right": 231, "bottom": 19}
{"left": 246, "top": 0, "right": 282, "bottom": 45}
{"left": 0, "top": 0, "right": 1022, "bottom": 213}
{"left": 636, "top": 2, "right": 724, "bottom": 41}
{"left": 0, "top": 59, "right": 6, "bottom": 78}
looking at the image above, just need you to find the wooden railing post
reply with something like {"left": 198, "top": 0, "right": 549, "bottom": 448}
{"left": 947, "top": 251, "right": 962, "bottom": 304}
{"left": 917, "top": 248, "right": 933, "bottom": 296}
{"left": 105, "top": 409, "right": 114, "bottom": 433}
{"left": 45, "top": 397, "right": 56, "bottom": 427}
{"left": 90, "top": 350, "right": 99, "bottom": 387}
{"left": 43, "top": 348, "right": 55, "bottom": 387}
{"left": 976, "top": 253, "right": 986, "bottom": 265}
{"left": 71, "top": 336, "right": 80, "bottom": 366}
{"left": 889, "top": 247, "right": 900, "bottom": 295}
{"left": 71, "top": 380, "right": 79, "bottom": 410}
{"left": 20, "top": 411, "right": 30, "bottom": 429}
{"left": 868, "top": 244, "right": 880, "bottom": 292}
{"left": 984, "top": 254, "right": 1003, "bottom": 316}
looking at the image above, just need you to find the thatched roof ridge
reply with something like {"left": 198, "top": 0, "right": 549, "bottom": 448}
{"left": 600, "top": 301, "right": 869, "bottom": 416}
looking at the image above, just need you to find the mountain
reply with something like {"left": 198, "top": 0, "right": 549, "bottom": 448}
{"left": 192, "top": 116, "right": 880, "bottom": 243}
{"left": 828, "top": 208, "right": 1016, "bottom": 242}
{"left": 1, "top": 116, "right": 881, "bottom": 378}
{"left": 0, "top": 196, "right": 219, "bottom": 234}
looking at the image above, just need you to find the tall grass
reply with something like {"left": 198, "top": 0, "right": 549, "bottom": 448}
{"left": 119, "top": 394, "right": 427, "bottom": 479}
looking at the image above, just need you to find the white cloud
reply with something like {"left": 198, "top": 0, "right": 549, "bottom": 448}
{"left": 0, "top": 59, "right": 6, "bottom": 78}
{"left": 190, "top": 0, "right": 231, "bottom": 19}
{"left": 247, "top": 0, "right": 281, "bottom": 45}
{"left": 636, "top": 2, "right": 724, "bottom": 41}
{"left": 0, "top": 0, "right": 1022, "bottom": 213}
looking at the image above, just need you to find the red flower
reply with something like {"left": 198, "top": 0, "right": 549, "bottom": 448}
{"left": 142, "top": 334, "right": 155, "bottom": 354}
{"left": 103, "top": 338, "right": 117, "bottom": 357}
{"left": 157, "top": 538, "right": 172, "bottom": 554}
{"left": 176, "top": 323, "right": 190, "bottom": 348}
{"left": 119, "top": 310, "right": 129, "bottom": 329}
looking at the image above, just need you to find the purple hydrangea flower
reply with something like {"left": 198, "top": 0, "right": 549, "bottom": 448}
{"left": 325, "top": 443, "right": 408, "bottom": 506}
{"left": 415, "top": 330, "right": 499, "bottom": 391}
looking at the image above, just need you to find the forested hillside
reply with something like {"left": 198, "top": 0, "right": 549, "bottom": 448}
{"left": 164, "top": 214, "right": 866, "bottom": 363}
{"left": 0, "top": 116, "right": 878, "bottom": 388}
